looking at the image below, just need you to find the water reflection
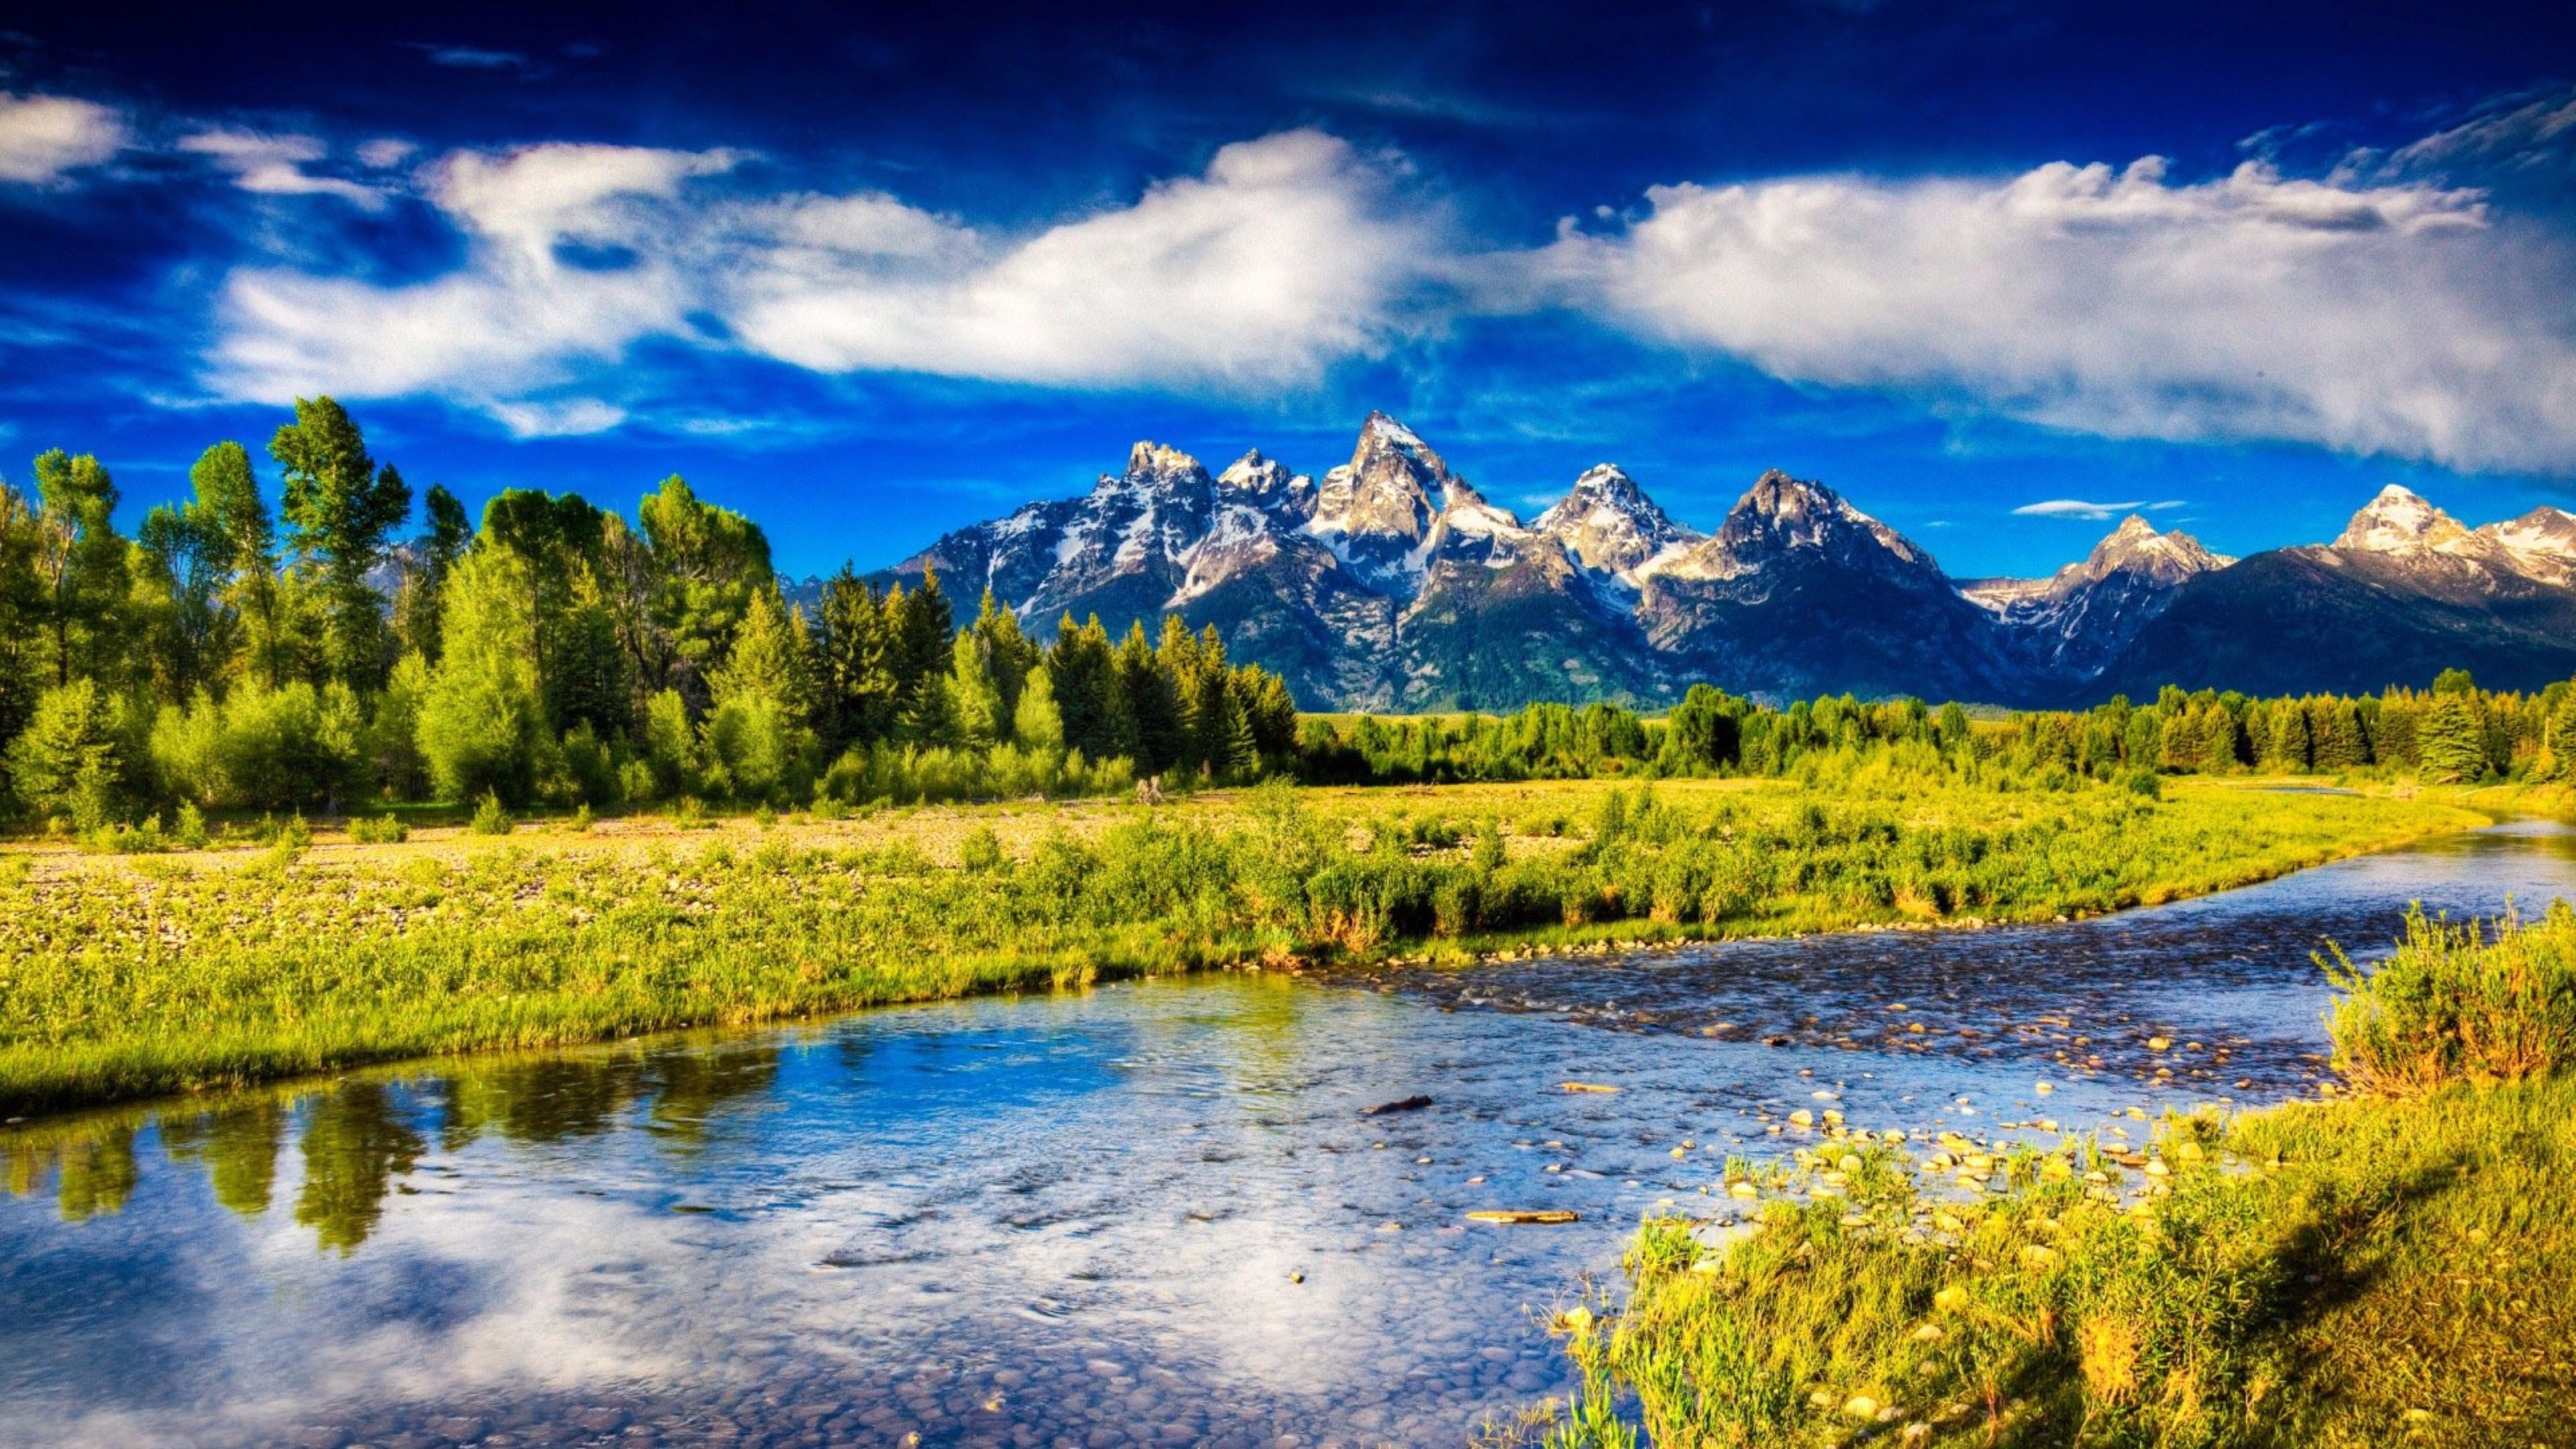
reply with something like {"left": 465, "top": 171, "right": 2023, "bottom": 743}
{"left": 0, "top": 821, "right": 2567, "bottom": 1449}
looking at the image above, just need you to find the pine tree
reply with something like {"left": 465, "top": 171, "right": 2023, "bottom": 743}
{"left": 2417, "top": 694, "right": 2485, "bottom": 784}
{"left": 946, "top": 627, "right": 1004, "bottom": 745}
{"left": 1012, "top": 663, "right": 1065, "bottom": 753}
{"left": 270, "top": 399, "right": 410, "bottom": 688}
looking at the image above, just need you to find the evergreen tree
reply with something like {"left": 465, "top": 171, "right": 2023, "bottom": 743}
{"left": 2417, "top": 694, "right": 2485, "bottom": 783}
{"left": 1119, "top": 621, "right": 1181, "bottom": 775}
{"left": 5, "top": 678, "right": 125, "bottom": 827}
{"left": 390, "top": 483, "right": 471, "bottom": 664}
{"left": 946, "top": 627, "right": 1004, "bottom": 745}
{"left": 270, "top": 399, "right": 410, "bottom": 687}
{"left": 1012, "top": 663, "right": 1065, "bottom": 753}
{"left": 812, "top": 565, "right": 894, "bottom": 751}
{"left": 971, "top": 590, "right": 1039, "bottom": 721}
{"left": 890, "top": 569, "right": 954, "bottom": 741}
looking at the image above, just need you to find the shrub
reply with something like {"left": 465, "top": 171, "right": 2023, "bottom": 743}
{"left": 2326, "top": 902, "right": 2576, "bottom": 1093}
{"left": 348, "top": 814, "right": 409, "bottom": 845}
{"left": 959, "top": 824, "right": 1006, "bottom": 873}
{"left": 469, "top": 790, "right": 514, "bottom": 837}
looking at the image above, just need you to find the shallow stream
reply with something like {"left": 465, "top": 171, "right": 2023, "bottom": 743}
{"left": 4, "top": 820, "right": 2570, "bottom": 1448}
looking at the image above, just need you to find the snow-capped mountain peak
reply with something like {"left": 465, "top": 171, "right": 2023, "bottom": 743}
{"left": 2335, "top": 484, "right": 2472, "bottom": 553}
{"left": 879, "top": 419, "right": 2576, "bottom": 711}
{"left": 1533, "top": 463, "right": 1700, "bottom": 576}
{"left": 2475, "top": 506, "right": 2576, "bottom": 585}
{"left": 2087, "top": 514, "right": 2231, "bottom": 582}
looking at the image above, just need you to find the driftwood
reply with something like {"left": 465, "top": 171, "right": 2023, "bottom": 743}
{"left": 1466, "top": 1210, "right": 1580, "bottom": 1225}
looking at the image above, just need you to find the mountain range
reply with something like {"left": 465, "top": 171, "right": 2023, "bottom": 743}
{"left": 867, "top": 413, "right": 2576, "bottom": 709}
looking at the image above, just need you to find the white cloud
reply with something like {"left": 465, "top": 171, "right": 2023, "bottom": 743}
{"left": 2012, "top": 498, "right": 2146, "bottom": 519}
{"left": 355, "top": 138, "right": 418, "bottom": 169}
{"left": 178, "top": 129, "right": 385, "bottom": 205}
{"left": 205, "top": 129, "right": 1435, "bottom": 427}
{"left": 487, "top": 398, "right": 628, "bottom": 437}
{"left": 2011, "top": 498, "right": 2190, "bottom": 519}
{"left": 1534, "top": 150, "right": 2576, "bottom": 473}
{"left": 208, "top": 143, "right": 739, "bottom": 419}
{"left": 0, "top": 93, "right": 128, "bottom": 184}
{"left": 721, "top": 131, "right": 1427, "bottom": 389}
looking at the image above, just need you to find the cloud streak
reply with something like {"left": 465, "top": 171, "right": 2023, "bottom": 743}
{"left": 179, "top": 130, "right": 385, "bottom": 205}
{"left": 2011, "top": 498, "right": 2185, "bottom": 520}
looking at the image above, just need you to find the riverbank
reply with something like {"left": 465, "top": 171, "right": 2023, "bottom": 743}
{"left": 1532, "top": 900, "right": 2576, "bottom": 1449}
{"left": 0, "top": 777, "right": 2488, "bottom": 1118}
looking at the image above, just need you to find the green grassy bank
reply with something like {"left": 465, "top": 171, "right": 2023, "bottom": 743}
{"left": 1529, "top": 902, "right": 2576, "bottom": 1449}
{"left": 0, "top": 775, "right": 2483, "bottom": 1118}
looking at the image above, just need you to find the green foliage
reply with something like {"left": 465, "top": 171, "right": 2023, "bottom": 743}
{"left": 270, "top": 398, "right": 409, "bottom": 686}
{"left": 2326, "top": 902, "right": 2576, "bottom": 1093}
{"left": 417, "top": 549, "right": 554, "bottom": 805}
{"left": 149, "top": 680, "right": 364, "bottom": 811}
{"left": 468, "top": 790, "right": 514, "bottom": 836}
{"left": 637, "top": 475, "right": 773, "bottom": 696}
{"left": 347, "top": 813, "right": 408, "bottom": 845}
{"left": 6, "top": 679, "right": 125, "bottom": 829}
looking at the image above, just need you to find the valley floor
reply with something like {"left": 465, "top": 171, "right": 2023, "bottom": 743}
{"left": 0, "top": 775, "right": 2487, "bottom": 1119}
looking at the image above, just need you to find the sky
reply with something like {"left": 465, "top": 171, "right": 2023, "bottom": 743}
{"left": 3, "top": 0, "right": 2573, "bottom": 580}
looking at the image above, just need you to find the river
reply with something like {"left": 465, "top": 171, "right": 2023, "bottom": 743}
{"left": 3, "top": 820, "right": 2570, "bottom": 1448}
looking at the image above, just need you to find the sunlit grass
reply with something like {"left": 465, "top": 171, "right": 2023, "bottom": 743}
{"left": 0, "top": 775, "right": 2481, "bottom": 1117}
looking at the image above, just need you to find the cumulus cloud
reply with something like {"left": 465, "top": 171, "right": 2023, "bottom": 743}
{"left": 1533, "top": 150, "right": 2576, "bottom": 473}
{"left": 179, "top": 129, "right": 386, "bottom": 205}
{"left": 722, "top": 130, "right": 1428, "bottom": 388}
{"left": 205, "top": 129, "right": 1434, "bottom": 428}
{"left": 0, "top": 93, "right": 128, "bottom": 184}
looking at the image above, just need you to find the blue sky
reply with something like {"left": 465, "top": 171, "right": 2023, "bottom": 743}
{"left": 3, "top": 1, "right": 2573, "bottom": 580}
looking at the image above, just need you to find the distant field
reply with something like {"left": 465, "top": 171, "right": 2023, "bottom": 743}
{"left": 0, "top": 777, "right": 2487, "bottom": 1117}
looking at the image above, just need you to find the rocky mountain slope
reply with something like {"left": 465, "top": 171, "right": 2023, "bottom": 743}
{"left": 881, "top": 417, "right": 2576, "bottom": 708}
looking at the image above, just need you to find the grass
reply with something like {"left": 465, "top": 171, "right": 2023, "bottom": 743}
{"left": 0, "top": 774, "right": 2483, "bottom": 1118}
{"left": 1524, "top": 898, "right": 2576, "bottom": 1449}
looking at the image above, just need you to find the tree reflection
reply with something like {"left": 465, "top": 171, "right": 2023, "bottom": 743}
{"left": 55, "top": 1123, "right": 139, "bottom": 1220}
{"left": 161, "top": 1102, "right": 288, "bottom": 1217}
{"left": 297, "top": 1084, "right": 425, "bottom": 1255}
{"left": 3, "top": 1036, "right": 790, "bottom": 1248}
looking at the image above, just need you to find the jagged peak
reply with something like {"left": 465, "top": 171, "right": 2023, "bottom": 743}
{"left": 1360, "top": 409, "right": 1428, "bottom": 452}
{"left": 2336, "top": 483, "right": 2469, "bottom": 552}
{"left": 2088, "top": 516, "right": 2229, "bottom": 577}
{"left": 1217, "top": 448, "right": 1287, "bottom": 486}
{"left": 1124, "top": 440, "right": 1205, "bottom": 479}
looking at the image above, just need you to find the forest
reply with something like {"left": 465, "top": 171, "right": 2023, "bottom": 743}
{"left": 0, "top": 398, "right": 1297, "bottom": 839}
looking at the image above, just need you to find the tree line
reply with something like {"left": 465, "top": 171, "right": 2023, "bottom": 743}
{"left": 1296, "top": 672, "right": 2575, "bottom": 788}
{"left": 0, "top": 398, "right": 1297, "bottom": 833}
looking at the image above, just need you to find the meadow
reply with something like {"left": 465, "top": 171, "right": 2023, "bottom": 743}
{"left": 0, "top": 770, "right": 2483, "bottom": 1118}
{"left": 1527, "top": 902, "right": 2576, "bottom": 1449}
